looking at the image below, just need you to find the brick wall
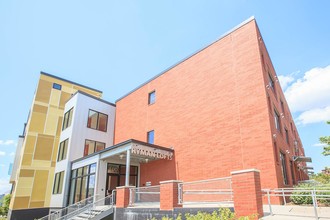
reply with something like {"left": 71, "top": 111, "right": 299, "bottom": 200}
{"left": 114, "top": 18, "right": 306, "bottom": 190}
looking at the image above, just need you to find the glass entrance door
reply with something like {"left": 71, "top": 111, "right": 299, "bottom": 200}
{"left": 106, "top": 163, "right": 138, "bottom": 196}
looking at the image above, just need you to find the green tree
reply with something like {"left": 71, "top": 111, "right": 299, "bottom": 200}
{"left": 1, "top": 194, "right": 11, "bottom": 215}
{"left": 319, "top": 121, "right": 330, "bottom": 156}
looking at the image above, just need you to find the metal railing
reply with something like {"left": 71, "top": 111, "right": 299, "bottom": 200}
{"left": 39, "top": 195, "right": 98, "bottom": 220}
{"left": 129, "top": 185, "right": 160, "bottom": 207}
{"left": 178, "top": 177, "right": 233, "bottom": 205}
{"left": 262, "top": 188, "right": 330, "bottom": 220}
{"left": 39, "top": 191, "right": 116, "bottom": 220}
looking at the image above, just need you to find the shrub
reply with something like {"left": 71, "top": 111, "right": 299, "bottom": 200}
{"left": 148, "top": 208, "right": 257, "bottom": 220}
{"left": 290, "top": 183, "right": 330, "bottom": 205}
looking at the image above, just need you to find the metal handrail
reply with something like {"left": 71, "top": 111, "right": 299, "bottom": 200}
{"left": 39, "top": 194, "right": 99, "bottom": 220}
{"left": 57, "top": 193, "right": 114, "bottom": 220}
{"left": 179, "top": 177, "right": 231, "bottom": 185}
{"left": 262, "top": 188, "right": 330, "bottom": 220}
{"left": 129, "top": 185, "right": 160, "bottom": 206}
{"left": 178, "top": 177, "right": 233, "bottom": 204}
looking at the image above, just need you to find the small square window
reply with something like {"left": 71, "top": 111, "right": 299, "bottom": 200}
{"left": 53, "top": 83, "right": 62, "bottom": 90}
{"left": 147, "top": 130, "right": 154, "bottom": 144}
{"left": 148, "top": 91, "right": 156, "bottom": 105}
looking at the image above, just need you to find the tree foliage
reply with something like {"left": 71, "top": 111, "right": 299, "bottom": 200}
{"left": 0, "top": 194, "right": 11, "bottom": 216}
{"left": 319, "top": 121, "right": 330, "bottom": 156}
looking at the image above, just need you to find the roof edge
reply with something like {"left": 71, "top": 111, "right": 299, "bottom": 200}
{"left": 68, "top": 90, "right": 116, "bottom": 107}
{"left": 115, "top": 16, "right": 255, "bottom": 102}
{"left": 40, "top": 71, "right": 103, "bottom": 94}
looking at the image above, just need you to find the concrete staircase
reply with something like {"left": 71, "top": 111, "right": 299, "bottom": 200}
{"left": 70, "top": 205, "right": 113, "bottom": 220}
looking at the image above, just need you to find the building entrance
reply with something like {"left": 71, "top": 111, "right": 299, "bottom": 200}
{"left": 105, "top": 163, "right": 138, "bottom": 196}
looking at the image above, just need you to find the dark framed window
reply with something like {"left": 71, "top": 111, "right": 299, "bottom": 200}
{"left": 147, "top": 130, "right": 154, "bottom": 144}
{"left": 53, "top": 171, "right": 64, "bottom": 194}
{"left": 57, "top": 139, "right": 69, "bottom": 161}
{"left": 87, "top": 110, "right": 108, "bottom": 132}
{"left": 285, "top": 128, "right": 289, "bottom": 144}
{"left": 148, "top": 91, "right": 156, "bottom": 105}
{"left": 53, "top": 83, "right": 62, "bottom": 90}
{"left": 268, "top": 73, "right": 275, "bottom": 92}
{"left": 62, "top": 108, "right": 74, "bottom": 130}
{"left": 280, "top": 99, "right": 285, "bottom": 115}
{"left": 84, "top": 139, "right": 106, "bottom": 156}
{"left": 274, "top": 109, "right": 281, "bottom": 132}
{"left": 280, "top": 152, "right": 288, "bottom": 185}
{"left": 68, "top": 163, "right": 96, "bottom": 204}
{"left": 290, "top": 160, "right": 295, "bottom": 185}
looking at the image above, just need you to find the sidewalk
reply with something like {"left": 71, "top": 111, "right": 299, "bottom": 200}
{"left": 261, "top": 205, "right": 330, "bottom": 220}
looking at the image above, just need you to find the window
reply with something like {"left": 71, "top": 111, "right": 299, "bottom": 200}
{"left": 274, "top": 109, "right": 281, "bottom": 132}
{"left": 87, "top": 110, "right": 108, "bottom": 132}
{"left": 57, "top": 139, "right": 69, "bottom": 161}
{"left": 280, "top": 100, "right": 285, "bottom": 115}
{"left": 268, "top": 73, "right": 275, "bottom": 92}
{"left": 68, "top": 163, "right": 96, "bottom": 204}
{"left": 280, "top": 152, "right": 288, "bottom": 185}
{"left": 62, "top": 108, "right": 74, "bottom": 130}
{"left": 84, "top": 140, "right": 105, "bottom": 156}
{"left": 148, "top": 91, "right": 156, "bottom": 105}
{"left": 147, "top": 130, "right": 154, "bottom": 144}
{"left": 53, "top": 83, "right": 62, "bottom": 90}
{"left": 274, "top": 142, "right": 279, "bottom": 162}
{"left": 290, "top": 160, "right": 295, "bottom": 185}
{"left": 285, "top": 128, "right": 289, "bottom": 144}
{"left": 53, "top": 171, "right": 64, "bottom": 194}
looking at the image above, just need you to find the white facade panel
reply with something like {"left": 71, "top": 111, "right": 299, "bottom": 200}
{"left": 50, "top": 92, "right": 115, "bottom": 208}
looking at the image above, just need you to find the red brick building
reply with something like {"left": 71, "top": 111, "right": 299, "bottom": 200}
{"left": 114, "top": 17, "right": 309, "bottom": 190}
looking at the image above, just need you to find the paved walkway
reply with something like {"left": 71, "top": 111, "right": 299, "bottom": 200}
{"left": 262, "top": 205, "right": 330, "bottom": 220}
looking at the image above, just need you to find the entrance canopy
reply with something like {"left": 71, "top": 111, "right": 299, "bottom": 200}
{"left": 293, "top": 156, "right": 312, "bottom": 163}
{"left": 99, "top": 139, "right": 174, "bottom": 162}
{"left": 72, "top": 139, "right": 174, "bottom": 187}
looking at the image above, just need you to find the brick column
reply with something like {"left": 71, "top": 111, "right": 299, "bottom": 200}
{"left": 231, "top": 169, "right": 263, "bottom": 218}
{"left": 160, "top": 180, "right": 182, "bottom": 210}
{"left": 115, "top": 186, "right": 134, "bottom": 208}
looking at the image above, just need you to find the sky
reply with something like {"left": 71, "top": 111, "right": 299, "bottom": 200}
{"left": 1, "top": 1, "right": 330, "bottom": 194}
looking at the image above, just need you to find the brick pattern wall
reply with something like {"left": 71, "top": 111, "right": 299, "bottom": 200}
{"left": 231, "top": 170, "right": 263, "bottom": 218}
{"left": 160, "top": 181, "right": 182, "bottom": 210}
{"left": 114, "top": 19, "right": 307, "bottom": 190}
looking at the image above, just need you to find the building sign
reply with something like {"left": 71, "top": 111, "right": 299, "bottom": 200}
{"left": 131, "top": 144, "right": 173, "bottom": 160}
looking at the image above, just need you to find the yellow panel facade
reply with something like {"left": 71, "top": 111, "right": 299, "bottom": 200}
{"left": 33, "top": 104, "right": 48, "bottom": 114}
{"left": 29, "top": 112, "right": 46, "bottom": 133}
{"left": 34, "top": 134, "right": 54, "bottom": 161}
{"left": 12, "top": 197, "right": 30, "bottom": 209}
{"left": 31, "top": 160, "right": 51, "bottom": 168}
{"left": 19, "top": 169, "right": 35, "bottom": 177}
{"left": 50, "top": 89, "right": 61, "bottom": 107}
{"left": 24, "top": 135, "right": 36, "bottom": 154}
{"left": 15, "top": 187, "right": 32, "bottom": 197}
{"left": 16, "top": 177, "right": 34, "bottom": 189}
{"left": 11, "top": 72, "right": 103, "bottom": 214}
{"left": 21, "top": 154, "right": 33, "bottom": 166}
{"left": 59, "top": 91, "right": 72, "bottom": 108}
{"left": 31, "top": 170, "right": 49, "bottom": 202}
{"left": 35, "top": 79, "right": 52, "bottom": 103}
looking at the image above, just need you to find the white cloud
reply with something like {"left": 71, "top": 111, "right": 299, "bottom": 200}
{"left": 278, "top": 75, "right": 295, "bottom": 90}
{"left": 285, "top": 65, "right": 330, "bottom": 113}
{"left": 296, "top": 106, "right": 330, "bottom": 125}
{"left": 0, "top": 140, "right": 16, "bottom": 146}
{"left": 0, "top": 178, "right": 11, "bottom": 194}
{"left": 10, "top": 152, "right": 15, "bottom": 157}
{"left": 313, "top": 143, "right": 327, "bottom": 147}
{"left": 0, "top": 151, "right": 6, "bottom": 156}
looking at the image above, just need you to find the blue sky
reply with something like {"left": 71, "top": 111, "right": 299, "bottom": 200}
{"left": 1, "top": 1, "right": 329, "bottom": 194}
